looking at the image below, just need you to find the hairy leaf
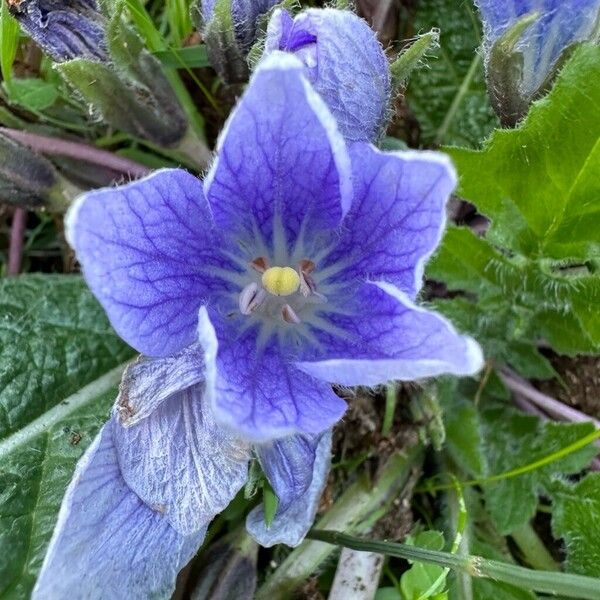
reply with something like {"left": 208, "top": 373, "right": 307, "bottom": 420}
{"left": 549, "top": 475, "right": 600, "bottom": 577}
{"left": 0, "top": 275, "right": 133, "bottom": 598}
{"left": 446, "top": 44, "right": 600, "bottom": 261}
{"left": 405, "top": 0, "right": 498, "bottom": 147}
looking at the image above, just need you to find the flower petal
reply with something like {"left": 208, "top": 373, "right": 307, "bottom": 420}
{"left": 265, "top": 8, "right": 391, "bottom": 142}
{"left": 33, "top": 420, "right": 204, "bottom": 600}
{"left": 255, "top": 432, "right": 322, "bottom": 512}
{"left": 116, "top": 343, "right": 206, "bottom": 427}
{"left": 67, "top": 168, "right": 239, "bottom": 357}
{"left": 319, "top": 143, "right": 456, "bottom": 299}
{"left": 246, "top": 430, "right": 332, "bottom": 547}
{"left": 199, "top": 308, "right": 346, "bottom": 442}
{"left": 297, "top": 281, "right": 484, "bottom": 386}
{"left": 204, "top": 52, "right": 352, "bottom": 259}
{"left": 113, "top": 382, "right": 251, "bottom": 535}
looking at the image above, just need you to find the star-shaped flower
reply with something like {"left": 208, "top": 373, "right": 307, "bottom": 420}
{"left": 34, "top": 52, "right": 482, "bottom": 598}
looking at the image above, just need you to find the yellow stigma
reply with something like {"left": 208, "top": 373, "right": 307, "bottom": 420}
{"left": 261, "top": 266, "right": 300, "bottom": 296}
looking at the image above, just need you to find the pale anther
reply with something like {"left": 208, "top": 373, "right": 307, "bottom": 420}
{"left": 239, "top": 282, "right": 266, "bottom": 315}
{"left": 282, "top": 304, "right": 302, "bottom": 324}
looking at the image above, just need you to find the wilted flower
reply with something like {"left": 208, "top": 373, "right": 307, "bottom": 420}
{"left": 476, "top": 0, "right": 600, "bottom": 124}
{"left": 34, "top": 53, "right": 482, "bottom": 597}
{"left": 265, "top": 8, "right": 391, "bottom": 142}
{"left": 8, "top": 0, "right": 108, "bottom": 62}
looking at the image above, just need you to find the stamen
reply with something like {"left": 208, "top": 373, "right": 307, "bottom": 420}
{"left": 239, "top": 282, "right": 266, "bottom": 315}
{"left": 250, "top": 256, "right": 269, "bottom": 273}
{"left": 298, "top": 259, "right": 317, "bottom": 297}
{"left": 282, "top": 304, "right": 302, "bottom": 324}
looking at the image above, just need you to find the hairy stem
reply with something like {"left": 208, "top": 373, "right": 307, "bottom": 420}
{"left": 309, "top": 530, "right": 600, "bottom": 600}
{"left": 511, "top": 522, "right": 559, "bottom": 572}
{"left": 0, "top": 128, "right": 150, "bottom": 177}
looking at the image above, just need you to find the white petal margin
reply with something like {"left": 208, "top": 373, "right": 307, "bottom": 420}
{"left": 246, "top": 430, "right": 332, "bottom": 547}
{"left": 33, "top": 420, "right": 205, "bottom": 600}
{"left": 203, "top": 51, "right": 353, "bottom": 218}
{"left": 296, "top": 281, "right": 484, "bottom": 386}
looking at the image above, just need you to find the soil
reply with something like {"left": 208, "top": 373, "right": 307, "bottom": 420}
{"left": 537, "top": 355, "right": 600, "bottom": 420}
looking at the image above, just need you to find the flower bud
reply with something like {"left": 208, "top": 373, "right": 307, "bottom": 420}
{"left": 476, "top": 0, "right": 600, "bottom": 125}
{"left": 195, "top": 0, "right": 279, "bottom": 83}
{"left": 0, "top": 132, "right": 76, "bottom": 211}
{"left": 8, "top": 0, "right": 108, "bottom": 63}
{"left": 10, "top": 1, "right": 189, "bottom": 149}
{"left": 264, "top": 8, "right": 391, "bottom": 142}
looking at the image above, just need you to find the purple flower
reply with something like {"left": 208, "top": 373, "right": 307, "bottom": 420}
{"left": 34, "top": 52, "right": 482, "bottom": 597}
{"left": 476, "top": 0, "right": 600, "bottom": 122}
{"left": 8, "top": 0, "right": 107, "bottom": 63}
{"left": 265, "top": 8, "right": 391, "bottom": 142}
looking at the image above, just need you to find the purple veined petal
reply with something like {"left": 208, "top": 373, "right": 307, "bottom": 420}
{"left": 246, "top": 430, "right": 332, "bottom": 547}
{"left": 204, "top": 51, "right": 352, "bottom": 263}
{"left": 255, "top": 431, "right": 323, "bottom": 512}
{"left": 113, "top": 381, "right": 251, "bottom": 535}
{"left": 476, "top": 0, "right": 600, "bottom": 99}
{"left": 66, "top": 168, "right": 241, "bottom": 357}
{"left": 296, "top": 281, "right": 484, "bottom": 387}
{"left": 265, "top": 8, "right": 391, "bottom": 142}
{"left": 318, "top": 142, "right": 457, "bottom": 299}
{"left": 198, "top": 307, "right": 347, "bottom": 442}
{"left": 9, "top": 0, "right": 108, "bottom": 63}
{"left": 116, "top": 343, "right": 206, "bottom": 427}
{"left": 33, "top": 420, "right": 205, "bottom": 600}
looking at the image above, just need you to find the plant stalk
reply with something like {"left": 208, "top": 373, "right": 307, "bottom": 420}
{"left": 255, "top": 443, "right": 424, "bottom": 599}
{"left": 308, "top": 530, "right": 600, "bottom": 600}
{"left": 0, "top": 128, "right": 150, "bottom": 177}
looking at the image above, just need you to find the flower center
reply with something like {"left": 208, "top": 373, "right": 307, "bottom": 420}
{"left": 238, "top": 257, "right": 324, "bottom": 326}
{"left": 261, "top": 266, "right": 300, "bottom": 296}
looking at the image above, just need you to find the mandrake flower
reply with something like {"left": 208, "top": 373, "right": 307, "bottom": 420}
{"left": 34, "top": 52, "right": 482, "bottom": 598}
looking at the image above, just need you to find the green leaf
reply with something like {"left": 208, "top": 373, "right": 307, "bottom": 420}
{"left": 405, "top": 0, "right": 498, "bottom": 147}
{"left": 153, "top": 45, "right": 210, "bottom": 69}
{"left": 5, "top": 78, "right": 59, "bottom": 112}
{"left": 0, "top": 275, "right": 134, "bottom": 598}
{"left": 480, "top": 408, "right": 597, "bottom": 534}
{"left": 446, "top": 44, "right": 600, "bottom": 260}
{"left": 401, "top": 531, "right": 448, "bottom": 600}
{"left": 439, "top": 381, "right": 597, "bottom": 536}
{"left": 262, "top": 482, "right": 279, "bottom": 529}
{"left": 0, "top": 1, "right": 19, "bottom": 83}
{"left": 549, "top": 475, "right": 600, "bottom": 577}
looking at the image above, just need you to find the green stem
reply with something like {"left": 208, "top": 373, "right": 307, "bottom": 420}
{"left": 382, "top": 382, "right": 397, "bottom": 437}
{"left": 511, "top": 522, "right": 559, "bottom": 572}
{"left": 308, "top": 530, "right": 600, "bottom": 600}
{"left": 434, "top": 54, "right": 481, "bottom": 146}
{"left": 255, "top": 444, "right": 424, "bottom": 599}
